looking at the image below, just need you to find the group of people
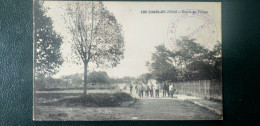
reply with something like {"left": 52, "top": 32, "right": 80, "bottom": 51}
{"left": 162, "top": 82, "right": 177, "bottom": 98}
{"left": 129, "top": 79, "right": 176, "bottom": 98}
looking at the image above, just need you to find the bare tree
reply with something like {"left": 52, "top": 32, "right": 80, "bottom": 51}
{"left": 63, "top": 1, "right": 125, "bottom": 95}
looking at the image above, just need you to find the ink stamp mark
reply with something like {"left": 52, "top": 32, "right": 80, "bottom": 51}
{"left": 168, "top": 9, "right": 218, "bottom": 50}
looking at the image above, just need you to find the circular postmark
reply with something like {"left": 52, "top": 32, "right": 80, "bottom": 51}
{"left": 168, "top": 9, "right": 218, "bottom": 50}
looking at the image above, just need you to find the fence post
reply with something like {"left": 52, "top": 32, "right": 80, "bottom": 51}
{"left": 187, "top": 81, "right": 189, "bottom": 95}
{"left": 204, "top": 81, "right": 206, "bottom": 95}
{"left": 183, "top": 83, "right": 185, "bottom": 94}
{"left": 208, "top": 80, "right": 210, "bottom": 97}
{"left": 199, "top": 80, "right": 201, "bottom": 96}
{"left": 182, "top": 83, "right": 183, "bottom": 94}
{"left": 211, "top": 79, "right": 214, "bottom": 98}
{"left": 190, "top": 81, "right": 192, "bottom": 95}
{"left": 193, "top": 81, "right": 195, "bottom": 95}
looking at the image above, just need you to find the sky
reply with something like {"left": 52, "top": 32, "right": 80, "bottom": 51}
{"left": 42, "top": 1, "right": 221, "bottom": 78}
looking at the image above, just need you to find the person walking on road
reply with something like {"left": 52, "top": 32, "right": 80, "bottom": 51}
{"left": 169, "top": 83, "right": 176, "bottom": 98}
{"left": 145, "top": 84, "right": 150, "bottom": 97}
{"left": 166, "top": 83, "right": 170, "bottom": 97}
{"left": 139, "top": 83, "right": 144, "bottom": 98}
{"left": 138, "top": 84, "right": 141, "bottom": 98}
{"left": 149, "top": 79, "right": 157, "bottom": 97}
{"left": 150, "top": 83, "right": 154, "bottom": 97}
{"left": 155, "top": 82, "right": 160, "bottom": 98}
{"left": 163, "top": 82, "right": 167, "bottom": 97}
{"left": 135, "top": 84, "right": 138, "bottom": 94}
{"left": 130, "top": 84, "right": 133, "bottom": 94}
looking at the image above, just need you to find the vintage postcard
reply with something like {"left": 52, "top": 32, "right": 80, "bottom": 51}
{"left": 33, "top": 0, "right": 222, "bottom": 121}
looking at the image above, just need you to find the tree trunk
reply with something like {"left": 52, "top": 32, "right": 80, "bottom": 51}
{"left": 83, "top": 62, "right": 88, "bottom": 95}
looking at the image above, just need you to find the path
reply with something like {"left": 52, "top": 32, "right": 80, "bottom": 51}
{"left": 127, "top": 88, "right": 223, "bottom": 116}
{"left": 35, "top": 88, "right": 222, "bottom": 120}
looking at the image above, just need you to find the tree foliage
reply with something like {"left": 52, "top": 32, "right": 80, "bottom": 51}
{"left": 66, "top": 73, "right": 83, "bottom": 85}
{"left": 88, "top": 71, "right": 109, "bottom": 84}
{"left": 63, "top": 1, "right": 124, "bottom": 67}
{"left": 109, "top": 76, "right": 135, "bottom": 84}
{"left": 139, "top": 73, "right": 152, "bottom": 83}
{"left": 35, "top": 3, "right": 63, "bottom": 77}
{"left": 147, "top": 37, "right": 222, "bottom": 82}
{"left": 148, "top": 44, "right": 178, "bottom": 82}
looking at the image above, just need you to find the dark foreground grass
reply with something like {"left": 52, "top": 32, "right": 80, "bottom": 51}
{"left": 37, "top": 92, "right": 136, "bottom": 107}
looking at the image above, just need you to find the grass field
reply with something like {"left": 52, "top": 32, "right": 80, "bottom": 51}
{"left": 35, "top": 92, "right": 135, "bottom": 107}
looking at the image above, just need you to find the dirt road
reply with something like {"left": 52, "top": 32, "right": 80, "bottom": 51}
{"left": 35, "top": 95, "right": 221, "bottom": 120}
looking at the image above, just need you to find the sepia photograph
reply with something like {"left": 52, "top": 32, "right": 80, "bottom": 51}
{"left": 33, "top": 0, "right": 222, "bottom": 121}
